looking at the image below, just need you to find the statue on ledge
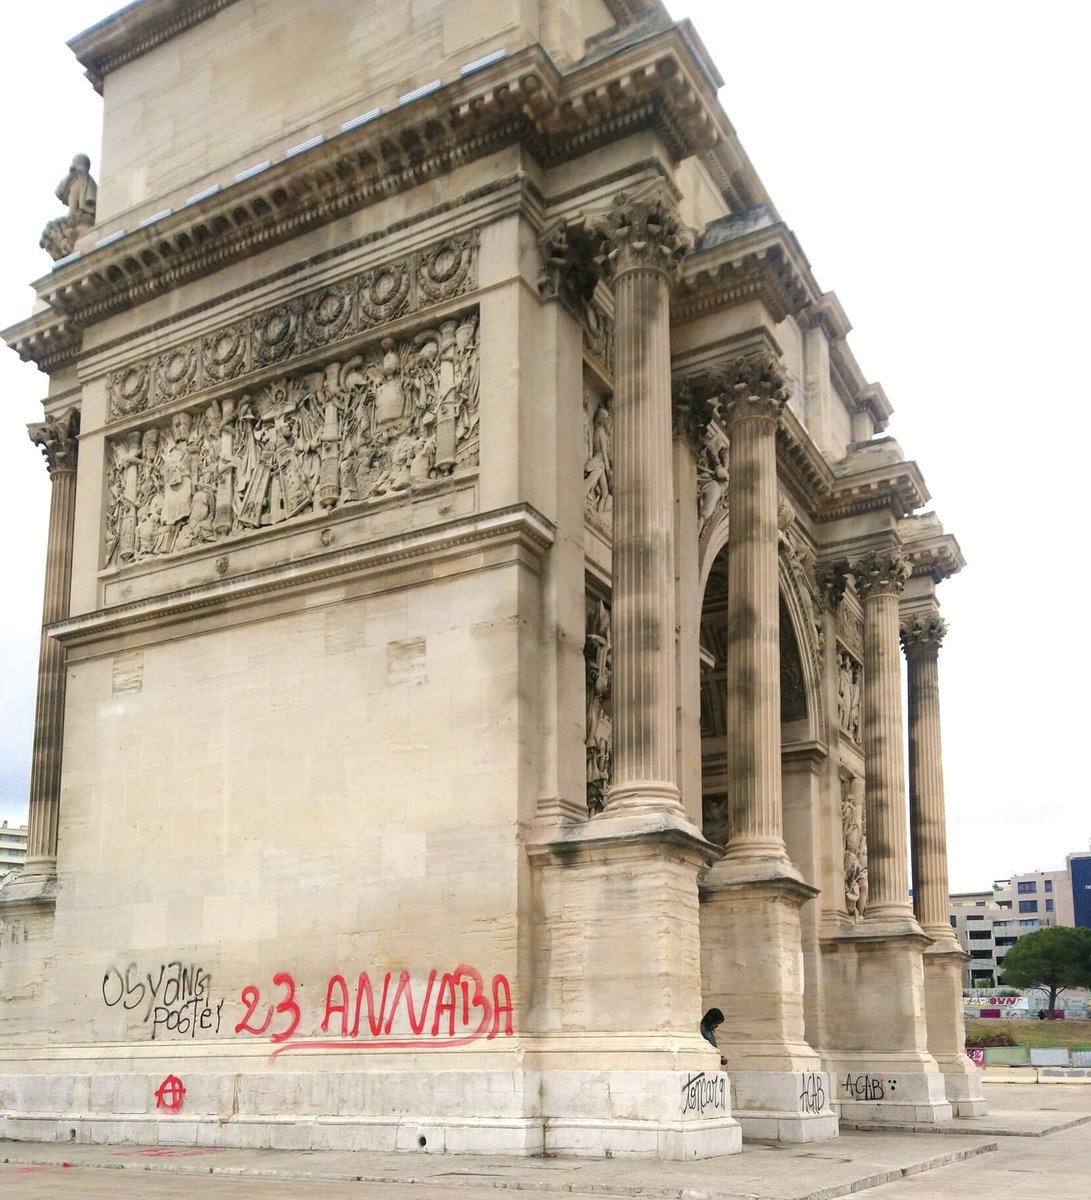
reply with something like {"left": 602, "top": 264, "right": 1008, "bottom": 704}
{"left": 40, "top": 154, "right": 98, "bottom": 260}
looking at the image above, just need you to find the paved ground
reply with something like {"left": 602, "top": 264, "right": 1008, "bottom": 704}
{"left": 1, "top": 1083, "right": 1088, "bottom": 1199}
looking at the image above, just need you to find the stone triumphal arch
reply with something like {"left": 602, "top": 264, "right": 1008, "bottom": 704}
{"left": 1, "top": 0, "right": 981, "bottom": 1157}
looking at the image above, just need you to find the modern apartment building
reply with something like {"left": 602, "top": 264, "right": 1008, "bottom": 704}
{"left": 950, "top": 849, "right": 1091, "bottom": 988}
{"left": 0, "top": 821, "right": 28, "bottom": 874}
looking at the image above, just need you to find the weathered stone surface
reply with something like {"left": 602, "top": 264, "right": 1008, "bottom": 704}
{"left": 0, "top": 0, "right": 973, "bottom": 1158}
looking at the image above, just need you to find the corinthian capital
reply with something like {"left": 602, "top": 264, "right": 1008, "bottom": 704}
{"left": 900, "top": 614, "right": 948, "bottom": 658}
{"left": 28, "top": 407, "right": 80, "bottom": 475}
{"left": 537, "top": 219, "right": 599, "bottom": 315}
{"left": 593, "top": 181, "right": 690, "bottom": 280}
{"left": 851, "top": 551, "right": 911, "bottom": 600}
{"left": 717, "top": 353, "right": 789, "bottom": 426}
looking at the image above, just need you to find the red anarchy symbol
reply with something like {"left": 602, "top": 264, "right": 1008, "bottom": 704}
{"left": 154, "top": 1075, "right": 186, "bottom": 1112}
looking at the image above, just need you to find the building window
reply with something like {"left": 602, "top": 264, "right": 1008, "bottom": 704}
{"left": 970, "top": 950, "right": 993, "bottom": 959}
{"left": 949, "top": 915, "right": 957, "bottom": 927}
{"left": 1018, "top": 900, "right": 1038, "bottom": 913}
{"left": 1019, "top": 919, "right": 1039, "bottom": 927}
{"left": 1017, "top": 881, "right": 1037, "bottom": 894}
{"left": 966, "top": 914, "right": 984, "bottom": 921}
{"left": 968, "top": 930, "right": 992, "bottom": 940}
{"left": 1045, "top": 880, "right": 1053, "bottom": 893}
{"left": 1046, "top": 898, "right": 1054, "bottom": 912}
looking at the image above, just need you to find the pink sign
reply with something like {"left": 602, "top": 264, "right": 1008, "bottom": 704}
{"left": 966, "top": 1047, "right": 985, "bottom": 1066}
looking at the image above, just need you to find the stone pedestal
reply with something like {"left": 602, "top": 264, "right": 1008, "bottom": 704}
{"left": 700, "top": 868, "right": 837, "bottom": 1140}
{"left": 529, "top": 811, "right": 741, "bottom": 1157}
{"left": 821, "top": 932, "right": 952, "bottom": 1124}
{"left": 923, "top": 942, "right": 986, "bottom": 1116}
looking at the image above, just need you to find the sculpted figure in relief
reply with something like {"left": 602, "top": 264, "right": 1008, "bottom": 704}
{"left": 103, "top": 315, "right": 481, "bottom": 566}
{"left": 40, "top": 154, "right": 98, "bottom": 260}
{"left": 841, "top": 772, "right": 868, "bottom": 919}
{"left": 836, "top": 650, "right": 862, "bottom": 743}
{"left": 583, "top": 393, "right": 613, "bottom": 517}
{"left": 585, "top": 597, "right": 613, "bottom": 816}
{"left": 698, "top": 418, "right": 729, "bottom": 530}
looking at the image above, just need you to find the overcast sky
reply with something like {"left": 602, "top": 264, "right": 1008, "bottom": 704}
{"left": 1, "top": 2, "right": 1087, "bottom": 890}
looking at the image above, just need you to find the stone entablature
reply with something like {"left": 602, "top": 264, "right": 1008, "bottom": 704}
{"left": 106, "top": 235, "right": 477, "bottom": 418}
{"left": 8, "top": 28, "right": 740, "bottom": 369}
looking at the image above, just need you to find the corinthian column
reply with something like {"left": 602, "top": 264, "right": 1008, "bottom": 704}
{"left": 595, "top": 183, "right": 689, "bottom": 815}
{"left": 24, "top": 408, "right": 80, "bottom": 874}
{"left": 852, "top": 551, "right": 916, "bottom": 927}
{"left": 902, "top": 614, "right": 959, "bottom": 941}
{"left": 720, "top": 356, "right": 793, "bottom": 867}
{"left": 901, "top": 609, "right": 986, "bottom": 1114}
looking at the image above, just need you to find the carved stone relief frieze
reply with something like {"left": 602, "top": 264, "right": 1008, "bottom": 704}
{"left": 840, "top": 770, "right": 868, "bottom": 919}
{"left": 103, "top": 312, "right": 480, "bottom": 566}
{"left": 107, "top": 234, "right": 478, "bottom": 418}
{"left": 584, "top": 594, "right": 613, "bottom": 816}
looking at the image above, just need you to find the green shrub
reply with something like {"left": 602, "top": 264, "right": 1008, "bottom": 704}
{"left": 965, "top": 1027, "right": 1017, "bottom": 1048}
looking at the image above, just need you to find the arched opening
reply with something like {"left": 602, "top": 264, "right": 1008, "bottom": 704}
{"left": 697, "top": 544, "right": 815, "bottom": 852}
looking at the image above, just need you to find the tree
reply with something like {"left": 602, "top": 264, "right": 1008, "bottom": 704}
{"left": 999, "top": 926, "right": 1091, "bottom": 1012}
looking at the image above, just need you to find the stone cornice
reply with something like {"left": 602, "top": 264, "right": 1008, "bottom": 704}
{"left": 897, "top": 514, "right": 966, "bottom": 581}
{"left": 69, "top": 0, "right": 243, "bottom": 93}
{"left": 823, "top": 459, "right": 929, "bottom": 521}
{"left": 797, "top": 291, "right": 850, "bottom": 342}
{"left": 50, "top": 504, "right": 555, "bottom": 650}
{"left": 775, "top": 407, "right": 835, "bottom": 514}
{"left": 7, "top": 27, "right": 741, "bottom": 372}
{"left": 675, "top": 221, "right": 816, "bottom": 325}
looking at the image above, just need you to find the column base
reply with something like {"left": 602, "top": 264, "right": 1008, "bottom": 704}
{"left": 820, "top": 930, "right": 952, "bottom": 1125}
{"left": 824, "top": 1051, "right": 953, "bottom": 1124}
{"left": 0, "top": 864, "right": 57, "bottom": 908}
{"left": 700, "top": 864, "right": 836, "bottom": 1141}
{"left": 728, "top": 1069, "right": 839, "bottom": 1142}
{"left": 541, "top": 1068, "right": 741, "bottom": 1157}
{"left": 923, "top": 938, "right": 987, "bottom": 1117}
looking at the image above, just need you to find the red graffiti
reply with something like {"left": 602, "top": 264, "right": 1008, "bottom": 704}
{"left": 234, "top": 965, "right": 514, "bottom": 1057}
{"left": 154, "top": 1074, "right": 186, "bottom": 1112}
{"left": 114, "top": 1148, "right": 223, "bottom": 1158}
{"left": 234, "top": 972, "right": 300, "bottom": 1042}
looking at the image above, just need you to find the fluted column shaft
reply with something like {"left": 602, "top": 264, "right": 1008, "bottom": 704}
{"left": 855, "top": 553, "right": 915, "bottom": 922}
{"left": 903, "top": 616, "right": 957, "bottom": 938}
{"left": 722, "top": 376, "right": 789, "bottom": 860}
{"left": 597, "top": 187, "right": 687, "bottom": 813}
{"left": 26, "top": 409, "right": 80, "bottom": 868}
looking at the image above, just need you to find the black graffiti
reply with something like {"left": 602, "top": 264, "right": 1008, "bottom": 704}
{"left": 102, "top": 961, "right": 220, "bottom": 1039}
{"left": 681, "top": 1071, "right": 728, "bottom": 1116}
{"left": 152, "top": 997, "right": 224, "bottom": 1040}
{"left": 841, "top": 1073, "right": 897, "bottom": 1101}
{"left": 799, "top": 1071, "right": 826, "bottom": 1113}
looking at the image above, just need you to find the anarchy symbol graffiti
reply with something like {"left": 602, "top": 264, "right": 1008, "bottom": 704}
{"left": 154, "top": 1074, "right": 186, "bottom": 1112}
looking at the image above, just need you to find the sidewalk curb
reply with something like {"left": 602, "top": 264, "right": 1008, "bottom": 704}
{"left": 1, "top": 1138, "right": 1000, "bottom": 1200}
